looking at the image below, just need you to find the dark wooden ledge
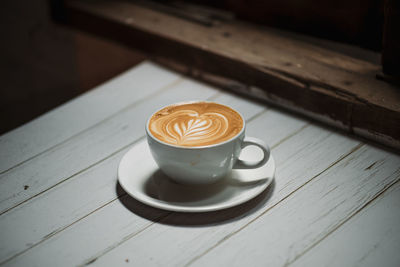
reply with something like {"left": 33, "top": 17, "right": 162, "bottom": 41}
{"left": 63, "top": 0, "right": 400, "bottom": 149}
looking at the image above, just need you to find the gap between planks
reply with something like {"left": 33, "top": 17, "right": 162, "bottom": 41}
{"left": 287, "top": 173, "right": 400, "bottom": 266}
{"left": 184, "top": 144, "right": 400, "bottom": 267}
{"left": 0, "top": 77, "right": 184, "bottom": 177}
{"left": 80, "top": 212, "right": 171, "bottom": 267}
{"left": 185, "top": 142, "right": 365, "bottom": 266}
{"left": 290, "top": 176, "right": 400, "bottom": 267}
{"left": 0, "top": 135, "right": 140, "bottom": 218}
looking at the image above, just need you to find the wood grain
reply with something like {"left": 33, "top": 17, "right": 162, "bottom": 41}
{"left": 0, "top": 62, "right": 178, "bottom": 174}
{"left": 291, "top": 181, "right": 400, "bottom": 267}
{"left": 64, "top": 0, "right": 400, "bottom": 149}
{"left": 0, "top": 78, "right": 218, "bottom": 215}
{"left": 189, "top": 145, "right": 400, "bottom": 267}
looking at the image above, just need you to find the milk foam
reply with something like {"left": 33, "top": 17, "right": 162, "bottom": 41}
{"left": 149, "top": 102, "right": 243, "bottom": 147}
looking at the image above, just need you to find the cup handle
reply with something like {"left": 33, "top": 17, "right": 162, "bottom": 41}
{"left": 234, "top": 137, "right": 270, "bottom": 169}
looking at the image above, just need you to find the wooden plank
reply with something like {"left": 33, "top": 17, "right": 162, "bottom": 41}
{"left": 292, "top": 181, "right": 400, "bottom": 267}
{"left": 187, "top": 145, "right": 400, "bottom": 267}
{"left": 0, "top": 145, "right": 131, "bottom": 263}
{"left": 5, "top": 115, "right": 361, "bottom": 266}
{"left": 3, "top": 193, "right": 168, "bottom": 267}
{"left": 64, "top": 0, "right": 400, "bottom": 149}
{"left": 0, "top": 78, "right": 218, "bottom": 215}
{"left": 0, "top": 62, "right": 179, "bottom": 174}
{"left": 0, "top": 91, "right": 264, "bottom": 264}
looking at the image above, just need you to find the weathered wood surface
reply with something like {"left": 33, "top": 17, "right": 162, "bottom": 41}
{"left": 64, "top": 0, "right": 400, "bottom": 149}
{"left": 190, "top": 145, "right": 400, "bottom": 267}
{"left": 1, "top": 62, "right": 399, "bottom": 267}
{"left": 292, "top": 181, "right": 400, "bottom": 267}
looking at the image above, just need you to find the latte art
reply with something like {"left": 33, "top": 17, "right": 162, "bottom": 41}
{"left": 149, "top": 102, "right": 243, "bottom": 147}
{"left": 160, "top": 110, "right": 228, "bottom": 145}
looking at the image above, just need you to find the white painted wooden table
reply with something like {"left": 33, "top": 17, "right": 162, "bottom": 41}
{"left": 1, "top": 62, "right": 399, "bottom": 267}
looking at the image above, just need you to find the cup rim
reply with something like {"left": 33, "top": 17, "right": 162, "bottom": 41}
{"left": 145, "top": 100, "right": 246, "bottom": 150}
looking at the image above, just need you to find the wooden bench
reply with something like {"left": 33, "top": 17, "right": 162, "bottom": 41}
{"left": 62, "top": 0, "right": 400, "bottom": 150}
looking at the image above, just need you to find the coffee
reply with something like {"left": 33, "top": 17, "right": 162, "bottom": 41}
{"left": 149, "top": 102, "right": 243, "bottom": 147}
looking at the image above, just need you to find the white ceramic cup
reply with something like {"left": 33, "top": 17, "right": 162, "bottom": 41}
{"left": 145, "top": 102, "right": 270, "bottom": 185}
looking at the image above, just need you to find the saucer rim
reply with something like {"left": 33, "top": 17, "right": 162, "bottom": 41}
{"left": 118, "top": 141, "right": 275, "bottom": 213}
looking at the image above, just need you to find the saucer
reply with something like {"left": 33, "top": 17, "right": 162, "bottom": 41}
{"left": 118, "top": 139, "right": 275, "bottom": 212}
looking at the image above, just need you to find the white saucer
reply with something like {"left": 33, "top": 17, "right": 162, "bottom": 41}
{"left": 118, "top": 139, "right": 275, "bottom": 212}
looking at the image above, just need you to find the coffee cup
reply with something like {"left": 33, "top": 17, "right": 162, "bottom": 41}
{"left": 145, "top": 101, "right": 270, "bottom": 185}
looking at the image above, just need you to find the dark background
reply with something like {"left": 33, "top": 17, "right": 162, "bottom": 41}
{"left": 0, "top": 0, "right": 146, "bottom": 135}
{"left": 0, "top": 0, "right": 390, "bottom": 135}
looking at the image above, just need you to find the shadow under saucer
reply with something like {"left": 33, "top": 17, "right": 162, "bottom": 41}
{"left": 144, "top": 169, "right": 272, "bottom": 204}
